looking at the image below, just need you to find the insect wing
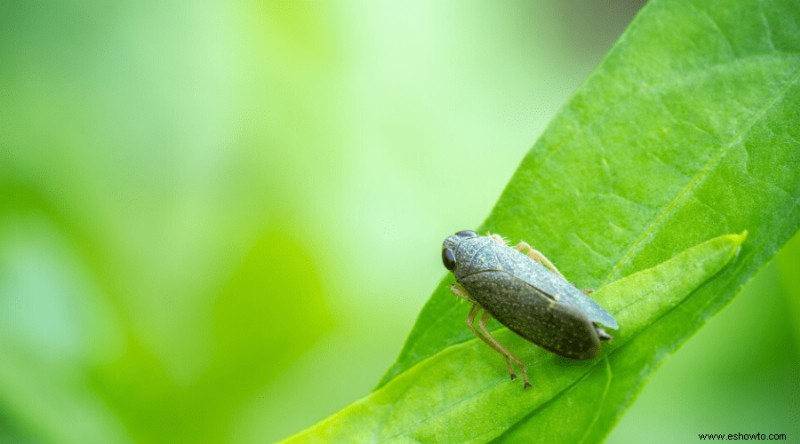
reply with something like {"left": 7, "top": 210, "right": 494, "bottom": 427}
{"left": 550, "top": 285, "right": 618, "bottom": 330}
{"left": 460, "top": 270, "right": 601, "bottom": 360}
{"left": 490, "top": 243, "right": 619, "bottom": 330}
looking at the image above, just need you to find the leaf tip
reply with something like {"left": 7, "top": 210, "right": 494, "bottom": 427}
{"left": 720, "top": 230, "right": 748, "bottom": 262}
{"left": 732, "top": 229, "right": 748, "bottom": 248}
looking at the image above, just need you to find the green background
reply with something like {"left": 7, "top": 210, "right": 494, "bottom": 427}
{"left": 1, "top": 1, "right": 797, "bottom": 443}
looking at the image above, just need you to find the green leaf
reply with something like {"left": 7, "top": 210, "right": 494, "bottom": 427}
{"left": 281, "top": 233, "right": 745, "bottom": 442}
{"left": 380, "top": 0, "right": 800, "bottom": 440}
{"left": 383, "top": 0, "right": 800, "bottom": 383}
{"left": 383, "top": 0, "right": 800, "bottom": 385}
{"left": 286, "top": 0, "right": 800, "bottom": 440}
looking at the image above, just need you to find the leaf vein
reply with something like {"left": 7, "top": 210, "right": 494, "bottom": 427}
{"left": 600, "top": 66, "right": 800, "bottom": 284}
{"left": 577, "top": 358, "right": 613, "bottom": 444}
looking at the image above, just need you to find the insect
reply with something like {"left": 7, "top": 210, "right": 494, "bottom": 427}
{"left": 441, "top": 230, "right": 618, "bottom": 388}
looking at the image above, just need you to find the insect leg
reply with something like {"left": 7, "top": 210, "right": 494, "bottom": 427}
{"left": 514, "top": 241, "right": 564, "bottom": 278}
{"left": 466, "top": 305, "right": 519, "bottom": 382}
{"left": 450, "top": 283, "right": 475, "bottom": 303}
{"left": 595, "top": 325, "right": 612, "bottom": 341}
{"left": 473, "top": 308, "right": 532, "bottom": 389}
{"left": 487, "top": 233, "right": 509, "bottom": 245}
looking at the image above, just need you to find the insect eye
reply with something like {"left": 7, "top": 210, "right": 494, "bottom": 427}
{"left": 455, "top": 230, "right": 478, "bottom": 239}
{"left": 442, "top": 248, "right": 457, "bottom": 271}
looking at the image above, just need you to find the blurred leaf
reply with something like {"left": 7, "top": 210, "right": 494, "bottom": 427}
{"left": 776, "top": 230, "right": 800, "bottom": 351}
{"left": 281, "top": 233, "right": 743, "bottom": 442}
{"left": 288, "top": 0, "right": 800, "bottom": 441}
{"left": 0, "top": 216, "right": 131, "bottom": 444}
{"left": 87, "top": 227, "right": 333, "bottom": 444}
{"left": 213, "top": 228, "right": 332, "bottom": 380}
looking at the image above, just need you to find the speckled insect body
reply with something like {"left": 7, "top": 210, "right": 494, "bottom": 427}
{"left": 442, "top": 230, "right": 618, "bottom": 388}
